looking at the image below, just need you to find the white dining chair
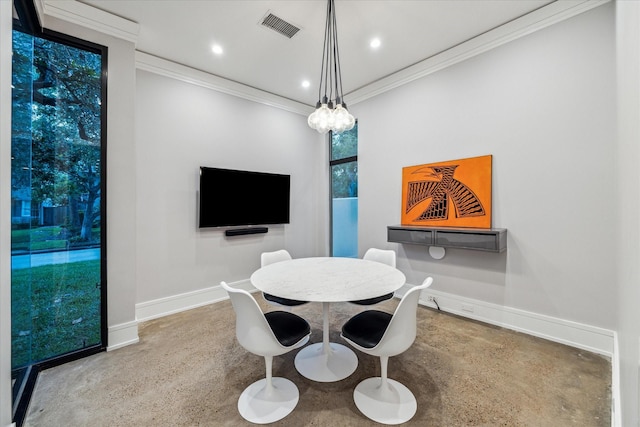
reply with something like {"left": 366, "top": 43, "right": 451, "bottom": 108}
{"left": 261, "top": 249, "right": 309, "bottom": 309}
{"left": 341, "top": 277, "right": 433, "bottom": 425}
{"left": 221, "top": 281, "right": 310, "bottom": 424}
{"left": 349, "top": 248, "right": 397, "bottom": 305}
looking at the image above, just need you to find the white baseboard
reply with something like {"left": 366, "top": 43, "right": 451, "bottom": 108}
{"left": 402, "top": 284, "right": 619, "bottom": 427}
{"left": 135, "top": 280, "right": 615, "bottom": 357}
{"left": 107, "top": 280, "right": 254, "bottom": 351}
{"left": 107, "top": 320, "right": 139, "bottom": 351}
{"left": 397, "top": 284, "right": 615, "bottom": 357}
{"left": 135, "top": 279, "right": 254, "bottom": 323}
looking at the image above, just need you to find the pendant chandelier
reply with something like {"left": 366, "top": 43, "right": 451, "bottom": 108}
{"left": 307, "top": 0, "right": 355, "bottom": 134}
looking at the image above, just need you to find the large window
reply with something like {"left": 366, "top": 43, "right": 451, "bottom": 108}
{"left": 11, "top": 25, "right": 107, "bottom": 426}
{"left": 330, "top": 123, "right": 358, "bottom": 257}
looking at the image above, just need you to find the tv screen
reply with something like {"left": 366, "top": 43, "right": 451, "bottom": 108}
{"left": 198, "top": 166, "right": 290, "bottom": 228}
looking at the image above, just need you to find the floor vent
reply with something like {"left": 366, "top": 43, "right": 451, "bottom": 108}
{"left": 260, "top": 12, "right": 300, "bottom": 39}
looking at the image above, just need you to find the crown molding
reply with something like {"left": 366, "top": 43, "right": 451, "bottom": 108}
{"left": 35, "top": 0, "right": 610, "bottom": 113}
{"left": 136, "top": 51, "right": 313, "bottom": 116}
{"left": 34, "top": 0, "right": 139, "bottom": 44}
{"left": 347, "top": 0, "right": 611, "bottom": 105}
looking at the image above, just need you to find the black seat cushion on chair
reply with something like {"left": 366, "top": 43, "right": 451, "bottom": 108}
{"left": 263, "top": 293, "right": 308, "bottom": 307}
{"left": 342, "top": 310, "right": 393, "bottom": 349}
{"left": 349, "top": 292, "right": 394, "bottom": 306}
{"left": 265, "top": 311, "right": 311, "bottom": 347}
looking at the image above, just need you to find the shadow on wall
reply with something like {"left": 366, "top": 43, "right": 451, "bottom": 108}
{"left": 398, "top": 243, "right": 508, "bottom": 290}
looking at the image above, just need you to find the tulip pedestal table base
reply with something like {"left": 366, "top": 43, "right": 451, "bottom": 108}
{"left": 294, "top": 302, "right": 358, "bottom": 382}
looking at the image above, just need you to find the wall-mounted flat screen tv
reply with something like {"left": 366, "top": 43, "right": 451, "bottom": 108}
{"left": 198, "top": 166, "right": 290, "bottom": 228}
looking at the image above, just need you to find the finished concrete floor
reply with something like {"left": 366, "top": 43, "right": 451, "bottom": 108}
{"left": 25, "top": 297, "right": 611, "bottom": 426}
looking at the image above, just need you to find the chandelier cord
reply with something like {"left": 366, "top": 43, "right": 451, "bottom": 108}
{"left": 318, "top": 0, "right": 330, "bottom": 104}
{"left": 326, "top": 0, "right": 334, "bottom": 105}
{"left": 307, "top": 0, "right": 355, "bottom": 134}
{"left": 331, "top": 0, "right": 344, "bottom": 105}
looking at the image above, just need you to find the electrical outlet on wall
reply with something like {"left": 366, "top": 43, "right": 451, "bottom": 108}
{"left": 427, "top": 295, "right": 436, "bottom": 303}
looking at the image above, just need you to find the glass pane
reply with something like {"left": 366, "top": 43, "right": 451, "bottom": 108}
{"left": 331, "top": 122, "right": 358, "bottom": 161}
{"left": 331, "top": 158, "right": 358, "bottom": 258}
{"left": 331, "top": 161, "right": 357, "bottom": 198}
{"left": 332, "top": 194, "right": 358, "bottom": 257}
{"left": 11, "top": 30, "right": 103, "bottom": 370}
{"left": 331, "top": 161, "right": 358, "bottom": 257}
{"left": 11, "top": 30, "right": 35, "bottom": 371}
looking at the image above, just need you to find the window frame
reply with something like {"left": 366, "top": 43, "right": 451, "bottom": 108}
{"left": 329, "top": 122, "right": 358, "bottom": 257}
{"left": 10, "top": 15, "right": 109, "bottom": 426}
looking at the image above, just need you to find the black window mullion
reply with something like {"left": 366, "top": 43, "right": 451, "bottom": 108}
{"left": 330, "top": 155, "right": 357, "bottom": 167}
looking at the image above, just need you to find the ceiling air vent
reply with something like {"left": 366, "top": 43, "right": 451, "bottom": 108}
{"left": 260, "top": 12, "right": 300, "bottom": 39}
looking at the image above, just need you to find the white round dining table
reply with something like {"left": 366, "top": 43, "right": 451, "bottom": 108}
{"left": 250, "top": 256, "right": 406, "bottom": 382}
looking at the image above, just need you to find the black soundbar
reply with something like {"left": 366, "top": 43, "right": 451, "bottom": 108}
{"left": 225, "top": 227, "right": 269, "bottom": 237}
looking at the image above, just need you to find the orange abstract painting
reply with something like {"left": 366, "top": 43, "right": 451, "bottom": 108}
{"left": 401, "top": 155, "right": 492, "bottom": 228}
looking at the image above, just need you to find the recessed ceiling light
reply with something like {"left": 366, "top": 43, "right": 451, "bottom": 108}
{"left": 211, "top": 44, "right": 223, "bottom": 55}
{"left": 301, "top": 80, "right": 311, "bottom": 89}
{"left": 370, "top": 38, "right": 381, "bottom": 49}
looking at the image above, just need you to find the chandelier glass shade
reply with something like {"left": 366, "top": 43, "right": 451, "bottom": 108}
{"left": 307, "top": 0, "right": 355, "bottom": 134}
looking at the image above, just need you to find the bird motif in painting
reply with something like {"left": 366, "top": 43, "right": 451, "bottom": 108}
{"left": 405, "top": 165, "right": 485, "bottom": 221}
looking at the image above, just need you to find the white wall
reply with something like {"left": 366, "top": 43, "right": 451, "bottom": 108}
{"left": 134, "top": 70, "right": 328, "bottom": 304}
{"left": 615, "top": 1, "right": 640, "bottom": 425}
{"left": 352, "top": 4, "right": 617, "bottom": 330}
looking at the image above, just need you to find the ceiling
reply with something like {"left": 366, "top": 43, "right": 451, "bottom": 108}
{"left": 64, "top": 1, "right": 565, "bottom": 108}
